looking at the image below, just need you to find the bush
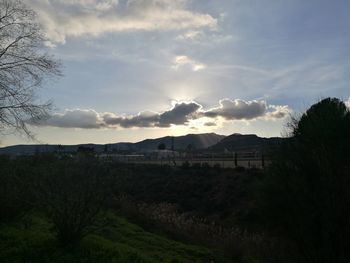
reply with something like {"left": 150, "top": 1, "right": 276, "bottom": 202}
{"left": 191, "top": 163, "right": 202, "bottom": 169}
{"left": 181, "top": 161, "right": 190, "bottom": 169}
{"left": 234, "top": 166, "right": 246, "bottom": 172}
{"left": 0, "top": 156, "right": 34, "bottom": 222}
{"left": 34, "top": 159, "right": 116, "bottom": 244}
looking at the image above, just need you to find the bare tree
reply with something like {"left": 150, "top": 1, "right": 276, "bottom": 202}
{"left": 0, "top": 0, "right": 61, "bottom": 138}
{"left": 33, "top": 159, "right": 115, "bottom": 244}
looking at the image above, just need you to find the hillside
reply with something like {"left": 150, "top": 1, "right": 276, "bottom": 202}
{"left": 0, "top": 133, "right": 225, "bottom": 155}
{"left": 0, "top": 133, "right": 285, "bottom": 155}
{"left": 130, "top": 133, "right": 225, "bottom": 151}
{"left": 209, "top": 133, "right": 283, "bottom": 152}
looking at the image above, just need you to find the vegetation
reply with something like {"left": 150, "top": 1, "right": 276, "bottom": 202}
{"left": 0, "top": 156, "right": 34, "bottom": 221}
{"left": 0, "top": 154, "right": 265, "bottom": 262}
{"left": 0, "top": 213, "right": 225, "bottom": 263}
{"left": 113, "top": 163, "right": 260, "bottom": 226}
{"left": 259, "top": 98, "right": 350, "bottom": 262}
{"left": 0, "top": 156, "right": 230, "bottom": 262}
{"left": 158, "top": 143, "right": 166, "bottom": 150}
{"left": 33, "top": 159, "right": 116, "bottom": 244}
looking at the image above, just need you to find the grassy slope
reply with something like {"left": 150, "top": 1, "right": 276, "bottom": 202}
{"left": 0, "top": 213, "right": 229, "bottom": 263}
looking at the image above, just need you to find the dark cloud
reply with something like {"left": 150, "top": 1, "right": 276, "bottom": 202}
{"left": 159, "top": 102, "right": 201, "bottom": 126}
{"left": 32, "top": 99, "right": 290, "bottom": 129}
{"left": 102, "top": 102, "right": 200, "bottom": 128}
{"left": 203, "top": 99, "right": 267, "bottom": 120}
{"left": 35, "top": 109, "right": 104, "bottom": 129}
{"left": 103, "top": 111, "right": 159, "bottom": 128}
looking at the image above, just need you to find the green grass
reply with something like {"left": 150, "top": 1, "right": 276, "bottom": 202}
{"left": 0, "top": 213, "right": 229, "bottom": 263}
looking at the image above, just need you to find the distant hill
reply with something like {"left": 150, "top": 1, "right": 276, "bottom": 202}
{"left": 0, "top": 133, "right": 225, "bottom": 155}
{"left": 130, "top": 133, "right": 225, "bottom": 151}
{"left": 208, "top": 133, "right": 284, "bottom": 153}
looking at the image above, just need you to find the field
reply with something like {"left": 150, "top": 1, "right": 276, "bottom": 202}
{"left": 0, "top": 212, "right": 229, "bottom": 263}
{"left": 0, "top": 156, "right": 261, "bottom": 263}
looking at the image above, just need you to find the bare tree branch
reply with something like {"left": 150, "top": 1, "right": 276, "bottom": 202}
{"left": 0, "top": 0, "right": 61, "bottom": 138}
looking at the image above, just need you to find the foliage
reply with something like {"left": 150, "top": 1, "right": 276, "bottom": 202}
{"left": 259, "top": 98, "right": 350, "bottom": 263}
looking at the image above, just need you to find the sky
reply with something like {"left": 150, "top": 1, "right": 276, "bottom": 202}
{"left": 2, "top": 0, "right": 350, "bottom": 146}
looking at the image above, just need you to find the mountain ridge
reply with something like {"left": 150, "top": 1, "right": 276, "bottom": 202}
{"left": 0, "top": 133, "right": 225, "bottom": 155}
{"left": 208, "top": 133, "right": 284, "bottom": 152}
{"left": 0, "top": 133, "right": 285, "bottom": 155}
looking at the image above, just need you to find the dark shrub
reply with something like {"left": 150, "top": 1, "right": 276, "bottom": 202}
{"left": 35, "top": 159, "right": 115, "bottom": 244}
{"left": 0, "top": 156, "right": 35, "bottom": 222}
{"left": 234, "top": 166, "right": 245, "bottom": 172}
{"left": 181, "top": 161, "right": 190, "bottom": 169}
{"left": 191, "top": 163, "right": 202, "bottom": 169}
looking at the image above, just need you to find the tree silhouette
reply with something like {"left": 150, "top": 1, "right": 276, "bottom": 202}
{"left": 158, "top": 143, "right": 166, "bottom": 150}
{"left": 0, "top": 0, "right": 61, "bottom": 137}
{"left": 186, "top": 143, "right": 195, "bottom": 152}
{"left": 259, "top": 98, "right": 350, "bottom": 263}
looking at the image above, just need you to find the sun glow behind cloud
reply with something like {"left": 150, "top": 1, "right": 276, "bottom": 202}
{"left": 31, "top": 98, "right": 291, "bottom": 130}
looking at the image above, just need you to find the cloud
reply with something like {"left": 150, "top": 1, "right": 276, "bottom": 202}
{"left": 103, "top": 101, "right": 201, "bottom": 128}
{"left": 28, "top": 0, "right": 217, "bottom": 45}
{"left": 203, "top": 99, "right": 267, "bottom": 120}
{"left": 36, "top": 109, "right": 105, "bottom": 129}
{"left": 172, "top": 55, "right": 206, "bottom": 71}
{"left": 345, "top": 98, "right": 350, "bottom": 109}
{"left": 202, "top": 99, "right": 291, "bottom": 121}
{"left": 32, "top": 99, "right": 290, "bottom": 129}
{"left": 176, "top": 30, "right": 203, "bottom": 40}
{"left": 159, "top": 101, "right": 201, "bottom": 126}
{"left": 266, "top": 105, "right": 291, "bottom": 119}
{"left": 103, "top": 110, "right": 159, "bottom": 128}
